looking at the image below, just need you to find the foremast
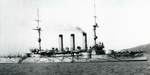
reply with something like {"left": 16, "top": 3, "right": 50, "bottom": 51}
{"left": 33, "top": 8, "right": 42, "bottom": 51}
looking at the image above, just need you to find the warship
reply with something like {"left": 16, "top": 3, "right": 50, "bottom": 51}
{"left": 18, "top": 0, "right": 147, "bottom": 63}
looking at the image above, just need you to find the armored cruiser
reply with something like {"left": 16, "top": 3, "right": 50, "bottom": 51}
{"left": 18, "top": 0, "right": 147, "bottom": 63}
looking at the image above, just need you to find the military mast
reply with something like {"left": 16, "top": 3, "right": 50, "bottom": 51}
{"left": 93, "top": 0, "right": 99, "bottom": 46}
{"left": 33, "top": 8, "right": 42, "bottom": 51}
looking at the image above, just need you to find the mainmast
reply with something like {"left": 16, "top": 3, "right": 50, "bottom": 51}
{"left": 33, "top": 8, "right": 42, "bottom": 51}
{"left": 93, "top": 0, "right": 99, "bottom": 45}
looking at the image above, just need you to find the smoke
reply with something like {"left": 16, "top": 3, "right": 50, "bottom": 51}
{"left": 53, "top": 24, "right": 87, "bottom": 34}
{"left": 76, "top": 26, "right": 86, "bottom": 33}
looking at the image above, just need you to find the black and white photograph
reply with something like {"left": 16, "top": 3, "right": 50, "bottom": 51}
{"left": 0, "top": 0, "right": 150, "bottom": 75}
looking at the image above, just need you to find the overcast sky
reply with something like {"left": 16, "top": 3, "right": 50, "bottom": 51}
{"left": 0, "top": 0, "right": 150, "bottom": 55}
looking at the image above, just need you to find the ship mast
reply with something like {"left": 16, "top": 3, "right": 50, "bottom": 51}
{"left": 93, "top": 0, "right": 99, "bottom": 45}
{"left": 33, "top": 8, "right": 42, "bottom": 51}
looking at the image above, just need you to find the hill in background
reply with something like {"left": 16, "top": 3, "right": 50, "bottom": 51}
{"left": 126, "top": 43, "right": 150, "bottom": 61}
{"left": 127, "top": 43, "right": 150, "bottom": 54}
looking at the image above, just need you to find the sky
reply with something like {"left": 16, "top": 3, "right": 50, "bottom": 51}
{"left": 0, "top": 0, "right": 150, "bottom": 55}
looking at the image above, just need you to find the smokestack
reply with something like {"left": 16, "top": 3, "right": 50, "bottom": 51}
{"left": 59, "top": 34, "right": 64, "bottom": 51}
{"left": 83, "top": 32, "right": 88, "bottom": 51}
{"left": 71, "top": 34, "right": 75, "bottom": 51}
